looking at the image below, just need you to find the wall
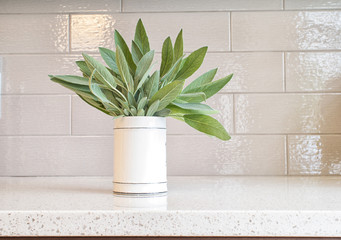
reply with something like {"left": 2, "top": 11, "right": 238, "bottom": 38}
{"left": 0, "top": 0, "right": 340, "bottom": 176}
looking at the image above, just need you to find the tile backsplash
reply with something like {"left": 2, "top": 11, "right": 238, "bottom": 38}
{"left": 0, "top": 0, "right": 340, "bottom": 176}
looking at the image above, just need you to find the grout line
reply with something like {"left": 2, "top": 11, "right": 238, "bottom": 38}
{"left": 70, "top": 95, "right": 72, "bottom": 136}
{"left": 285, "top": 135, "right": 289, "bottom": 175}
{"left": 2, "top": 50, "right": 341, "bottom": 55}
{"left": 0, "top": 9, "right": 340, "bottom": 15}
{"left": 68, "top": 14, "right": 71, "bottom": 53}
{"left": 283, "top": 52, "right": 286, "bottom": 92}
{"left": 282, "top": 0, "right": 285, "bottom": 10}
{"left": 229, "top": 12, "right": 232, "bottom": 51}
{"left": 120, "top": 0, "right": 123, "bottom": 12}
{"left": 232, "top": 94, "right": 236, "bottom": 134}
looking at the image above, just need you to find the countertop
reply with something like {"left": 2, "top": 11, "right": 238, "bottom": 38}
{"left": 0, "top": 176, "right": 340, "bottom": 237}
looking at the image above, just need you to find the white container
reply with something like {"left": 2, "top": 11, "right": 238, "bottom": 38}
{"left": 113, "top": 117, "right": 167, "bottom": 195}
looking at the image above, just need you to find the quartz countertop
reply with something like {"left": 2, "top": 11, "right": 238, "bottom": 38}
{"left": 0, "top": 176, "right": 340, "bottom": 237}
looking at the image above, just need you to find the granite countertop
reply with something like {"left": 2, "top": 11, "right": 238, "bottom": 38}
{"left": 0, "top": 176, "right": 340, "bottom": 237}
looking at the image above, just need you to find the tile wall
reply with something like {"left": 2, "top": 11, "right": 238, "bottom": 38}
{"left": 0, "top": 0, "right": 340, "bottom": 176}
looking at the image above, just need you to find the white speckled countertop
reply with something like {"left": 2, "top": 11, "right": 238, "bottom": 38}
{"left": 0, "top": 176, "right": 340, "bottom": 237}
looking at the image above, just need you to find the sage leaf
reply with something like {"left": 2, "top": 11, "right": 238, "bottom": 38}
{"left": 134, "top": 50, "right": 154, "bottom": 85}
{"left": 116, "top": 46, "right": 134, "bottom": 92}
{"left": 114, "top": 30, "right": 136, "bottom": 72}
{"left": 76, "top": 61, "right": 91, "bottom": 77}
{"left": 184, "top": 114, "right": 230, "bottom": 140}
{"left": 168, "top": 102, "right": 218, "bottom": 115}
{"left": 160, "top": 37, "right": 174, "bottom": 78}
{"left": 131, "top": 40, "right": 143, "bottom": 65}
{"left": 177, "top": 92, "right": 206, "bottom": 103}
{"left": 134, "top": 19, "right": 150, "bottom": 54}
{"left": 144, "top": 71, "right": 159, "bottom": 99}
{"left": 173, "top": 29, "right": 183, "bottom": 63}
{"left": 99, "top": 47, "right": 119, "bottom": 75}
{"left": 146, "top": 100, "right": 160, "bottom": 116}
{"left": 183, "top": 68, "right": 217, "bottom": 93}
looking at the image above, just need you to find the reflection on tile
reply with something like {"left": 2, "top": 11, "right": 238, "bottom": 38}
{"left": 1, "top": 55, "right": 81, "bottom": 94}
{"left": 285, "top": 0, "right": 341, "bottom": 10}
{"left": 0, "top": 96, "right": 70, "bottom": 135}
{"left": 71, "top": 13, "right": 230, "bottom": 52}
{"left": 0, "top": 15, "right": 68, "bottom": 53}
{"left": 232, "top": 11, "right": 341, "bottom": 51}
{"left": 286, "top": 52, "right": 341, "bottom": 92}
{"left": 235, "top": 94, "right": 341, "bottom": 134}
{"left": 167, "top": 135, "right": 286, "bottom": 175}
{"left": 0, "top": 136, "right": 113, "bottom": 176}
{"left": 123, "top": 0, "right": 283, "bottom": 12}
{"left": 0, "top": 0, "right": 121, "bottom": 13}
{"left": 188, "top": 52, "right": 283, "bottom": 93}
{"left": 72, "top": 96, "right": 114, "bottom": 135}
{"left": 288, "top": 135, "right": 341, "bottom": 175}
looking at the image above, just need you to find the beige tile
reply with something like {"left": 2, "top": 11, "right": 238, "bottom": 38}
{"left": 1, "top": 55, "right": 83, "bottom": 94}
{"left": 232, "top": 11, "right": 341, "bottom": 51}
{"left": 188, "top": 52, "right": 284, "bottom": 93}
{"left": 288, "top": 135, "right": 341, "bottom": 175}
{"left": 167, "top": 94, "right": 234, "bottom": 135}
{"left": 72, "top": 96, "right": 114, "bottom": 135}
{"left": 0, "top": 96, "right": 70, "bottom": 135}
{"left": 235, "top": 94, "right": 341, "bottom": 134}
{"left": 286, "top": 52, "right": 341, "bottom": 92}
{"left": 0, "top": 0, "right": 120, "bottom": 13}
{"left": 123, "top": 0, "right": 283, "bottom": 12}
{"left": 0, "top": 136, "right": 113, "bottom": 176}
{"left": 71, "top": 13, "right": 230, "bottom": 52}
{"left": 0, "top": 15, "right": 68, "bottom": 53}
{"left": 285, "top": 0, "right": 341, "bottom": 10}
{"left": 167, "top": 135, "right": 286, "bottom": 175}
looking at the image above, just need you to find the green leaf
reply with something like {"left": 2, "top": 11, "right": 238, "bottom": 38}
{"left": 134, "top": 50, "right": 154, "bottom": 85}
{"left": 134, "top": 19, "right": 150, "bottom": 55}
{"left": 155, "top": 108, "right": 171, "bottom": 117}
{"left": 82, "top": 53, "right": 117, "bottom": 89}
{"left": 183, "top": 68, "right": 217, "bottom": 93}
{"left": 144, "top": 71, "right": 160, "bottom": 99}
{"left": 114, "top": 30, "right": 136, "bottom": 72}
{"left": 127, "top": 91, "right": 137, "bottom": 107}
{"left": 76, "top": 61, "right": 91, "bottom": 77}
{"left": 149, "top": 80, "right": 184, "bottom": 111}
{"left": 184, "top": 114, "right": 231, "bottom": 140}
{"left": 146, "top": 100, "right": 160, "bottom": 116}
{"left": 177, "top": 92, "right": 206, "bottom": 103}
{"left": 161, "top": 57, "right": 183, "bottom": 86}
{"left": 160, "top": 37, "right": 174, "bottom": 78}
{"left": 173, "top": 29, "right": 183, "bottom": 63}
{"left": 185, "top": 74, "right": 233, "bottom": 99}
{"left": 175, "top": 46, "right": 208, "bottom": 80}
{"left": 137, "top": 96, "right": 148, "bottom": 110}
{"left": 131, "top": 40, "right": 143, "bottom": 65}
{"left": 77, "top": 94, "right": 112, "bottom": 116}
{"left": 49, "top": 75, "right": 89, "bottom": 85}
{"left": 168, "top": 102, "right": 218, "bottom": 115}
{"left": 98, "top": 47, "right": 120, "bottom": 75}
{"left": 137, "top": 109, "right": 145, "bottom": 116}
{"left": 50, "top": 77, "right": 94, "bottom": 99}
{"left": 116, "top": 45, "right": 134, "bottom": 92}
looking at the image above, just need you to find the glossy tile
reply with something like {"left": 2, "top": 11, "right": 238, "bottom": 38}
{"left": 0, "top": 136, "right": 113, "bottom": 176}
{"left": 0, "top": 15, "right": 68, "bottom": 53}
{"left": 235, "top": 94, "right": 341, "bottom": 134}
{"left": 188, "top": 52, "right": 284, "bottom": 93}
{"left": 71, "top": 13, "right": 230, "bottom": 52}
{"left": 232, "top": 11, "right": 341, "bottom": 51}
{"left": 0, "top": 96, "right": 70, "bottom": 135}
{"left": 286, "top": 52, "right": 341, "bottom": 92}
{"left": 0, "top": 0, "right": 120, "bottom": 13}
{"left": 167, "top": 135, "right": 286, "bottom": 175}
{"left": 1, "top": 55, "right": 82, "bottom": 94}
{"left": 167, "top": 94, "right": 234, "bottom": 135}
{"left": 288, "top": 135, "right": 341, "bottom": 175}
{"left": 72, "top": 96, "right": 114, "bottom": 135}
{"left": 123, "top": 0, "right": 283, "bottom": 12}
{"left": 285, "top": 0, "right": 341, "bottom": 10}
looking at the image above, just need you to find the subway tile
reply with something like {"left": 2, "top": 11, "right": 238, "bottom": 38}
{"left": 167, "top": 94, "right": 234, "bottom": 135}
{"left": 235, "top": 94, "right": 341, "bottom": 134}
{"left": 123, "top": 0, "right": 283, "bottom": 12}
{"left": 188, "top": 52, "right": 284, "bottom": 93}
{"left": 1, "top": 55, "right": 82, "bottom": 94}
{"left": 288, "top": 135, "right": 341, "bottom": 175}
{"left": 0, "top": 15, "right": 69, "bottom": 53}
{"left": 167, "top": 135, "right": 286, "bottom": 175}
{"left": 0, "top": 0, "right": 120, "bottom": 13}
{"left": 71, "top": 13, "right": 229, "bottom": 52}
{"left": 0, "top": 136, "right": 113, "bottom": 176}
{"left": 285, "top": 0, "right": 341, "bottom": 10}
{"left": 72, "top": 96, "right": 114, "bottom": 135}
{"left": 232, "top": 11, "right": 341, "bottom": 51}
{"left": 0, "top": 95, "right": 70, "bottom": 135}
{"left": 286, "top": 52, "right": 341, "bottom": 92}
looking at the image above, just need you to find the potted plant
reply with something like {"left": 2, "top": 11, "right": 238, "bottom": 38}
{"left": 49, "top": 19, "right": 233, "bottom": 196}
